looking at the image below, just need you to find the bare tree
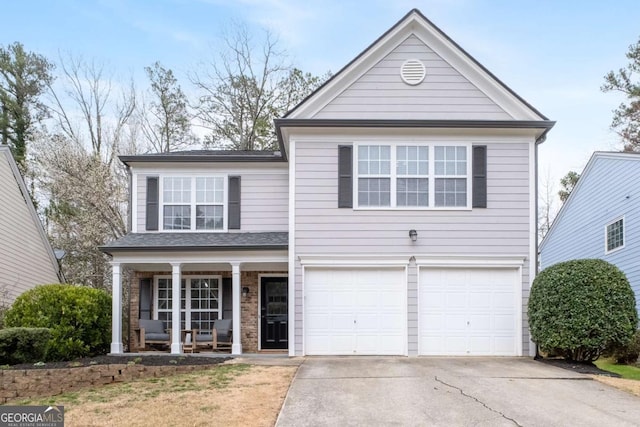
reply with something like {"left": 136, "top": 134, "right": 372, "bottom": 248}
{"left": 47, "top": 54, "right": 136, "bottom": 164}
{"left": 139, "top": 61, "right": 197, "bottom": 153}
{"left": 34, "top": 55, "right": 138, "bottom": 287}
{"left": 538, "top": 169, "right": 558, "bottom": 241}
{"left": 35, "top": 135, "right": 128, "bottom": 288}
{"left": 191, "top": 25, "right": 328, "bottom": 150}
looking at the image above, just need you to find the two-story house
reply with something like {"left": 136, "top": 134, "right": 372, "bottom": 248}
{"left": 540, "top": 152, "right": 640, "bottom": 316}
{"left": 101, "top": 9, "right": 554, "bottom": 357}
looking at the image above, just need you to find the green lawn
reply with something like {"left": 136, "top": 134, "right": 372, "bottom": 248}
{"left": 595, "top": 358, "right": 640, "bottom": 380}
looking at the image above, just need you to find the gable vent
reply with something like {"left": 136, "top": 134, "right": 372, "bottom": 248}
{"left": 400, "top": 59, "right": 426, "bottom": 85}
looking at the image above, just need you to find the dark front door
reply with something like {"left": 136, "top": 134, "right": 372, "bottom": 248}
{"left": 261, "top": 277, "right": 288, "bottom": 349}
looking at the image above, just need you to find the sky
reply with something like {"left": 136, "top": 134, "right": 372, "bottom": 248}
{"left": 2, "top": 0, "right": 640, "bottom": 206}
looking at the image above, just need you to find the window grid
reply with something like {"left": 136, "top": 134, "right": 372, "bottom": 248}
{"left": 356, "top": 144, "right": 469, "bottom": 209}
{"left": 161, "top": 176, "right": 225, "bottom": 231}
{"left": 397, "top": 146, "right": 429, "bottom": 207}
{"left": 155, "top": 277, "right": 221, "bottom": 332}
{"left": 434, "top": 146, "right": 467, "bottom": 207}
{"left": 606, "top": 218, "right": 624, "bottom": 252}
{"left": 358, "top": 145, "right": 391, "bottom": 207}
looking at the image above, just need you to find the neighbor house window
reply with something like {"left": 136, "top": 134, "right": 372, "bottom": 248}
{"left": 356, "top": 144, "right": 469, "bottom": 208}
{"left": 162, "top": 176, "right": 225, "bottom": 230}
{"left": 606, "top": 218, "right": 624, "bottom": 253}
{"left": 155, "top": 276, "right": 221, "bottom": 331}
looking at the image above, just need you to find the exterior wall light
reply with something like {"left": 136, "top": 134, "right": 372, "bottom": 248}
{"left": 409, "top": 229, "right": 418, "bottom": 242}
{"left": 242, "top": 287, "right": 250, "bottom": 298}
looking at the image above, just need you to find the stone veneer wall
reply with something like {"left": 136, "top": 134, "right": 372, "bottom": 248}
{"left": 129, "top": 270, "right": 287, "bottom": 353}
{"left": 1, "top": 364, "right": 216, "bottom": 403}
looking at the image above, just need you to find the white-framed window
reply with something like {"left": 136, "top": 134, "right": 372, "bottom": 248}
{"left": 356, "top": 143, "right": 471, "bottom": 209}
{"left": 154, "top": 276, "right": 222, "bottom": 331}
{"left": 161, "top": 176, "right": 225, "bottom": 231}
{"left": 605, "top": 217, "right": 625, "bottom": 253}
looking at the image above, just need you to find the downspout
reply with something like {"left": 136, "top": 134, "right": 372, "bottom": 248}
{"left": 533, "top": 134, "right": 544, "bottom": 359}
{"left": 126, "top": 164, "right": 132, "bottom": 352}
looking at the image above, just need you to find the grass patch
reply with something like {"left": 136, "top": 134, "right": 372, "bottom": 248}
{"left": 13, "top": 363, "right": 251, "bottom": 407}
{"left": 595, "top": 358, "right": 640, "bottom": 380}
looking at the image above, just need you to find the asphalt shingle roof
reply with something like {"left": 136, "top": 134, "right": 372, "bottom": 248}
{"left": 100, "top": 232, "right": 288, "bottom": 254}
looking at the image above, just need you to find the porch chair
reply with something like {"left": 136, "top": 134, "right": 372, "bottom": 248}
{"left": 136, "top": 319, "right": 171, "bottom": 351}
{"left": 194, "top": 319, "right": 233, "bottom": 352}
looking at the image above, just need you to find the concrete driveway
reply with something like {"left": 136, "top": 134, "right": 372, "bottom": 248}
{"left": 276, "top": 357, "right": 640, "bottom": 427}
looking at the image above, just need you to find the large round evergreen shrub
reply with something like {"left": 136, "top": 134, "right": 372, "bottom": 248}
{"left": 529, "top": 259, "right": 637, "bottom": 362}
{"left": 5, "top": 284, "right": 111, "bottom": 361}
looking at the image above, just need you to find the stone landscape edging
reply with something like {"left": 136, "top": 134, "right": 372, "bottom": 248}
{"left": 1, "top": 363, "right": 216, "bottom": 403}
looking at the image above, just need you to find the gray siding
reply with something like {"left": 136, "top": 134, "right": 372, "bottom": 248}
{"left": 540, "top": 155, "right": 640, "bottom": 314}
{"left": 313, "top": 35, "right": 511, "bottom": 120}
{"left": 134, "top": 168, "right": 288, "bottom": 233}
{"left": 293, "top": 137, "right": 533, "bottom": 355}
{"left": 0, "top": 152, "right": 59, "bottom": 304}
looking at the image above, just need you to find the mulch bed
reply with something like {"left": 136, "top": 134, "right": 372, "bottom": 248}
{"left": 537, "top": 357, "right": 620, "bottom": 377}
{"left": 5, "top": 355, "right": 230, "bottom": 370}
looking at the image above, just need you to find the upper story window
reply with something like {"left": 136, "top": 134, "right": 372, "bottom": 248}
{"left": 356, "top": 144, "right": 470, "bottom": 209}
{"left": 605, "top": 217, "right": 624, "bottom": 253}
{"left": 162, "top": 176, "right": 225, "bottom": 231}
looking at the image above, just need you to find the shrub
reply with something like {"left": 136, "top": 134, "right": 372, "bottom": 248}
{"left": 606, "top": 329, "right": 640, "bottom": 364}
{"left": 0, "top": 327, "right": 51, "bottom": 364}
{"left": 529, "top": 259, "right": 638, "bottom": 362}
{"left": 4, "top": 284, "right": 111, "bottom": 361}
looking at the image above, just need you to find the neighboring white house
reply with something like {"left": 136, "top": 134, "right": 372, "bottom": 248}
{"left": 540, "top": 151, "right": 640, "bottom": 315}
{"left": 0, "top": 146, "right": 62, "bottom": 305}
{"left": 101, "top": 9, "right": 554, "bottom": 357}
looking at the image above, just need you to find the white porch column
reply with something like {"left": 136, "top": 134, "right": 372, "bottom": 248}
{"left": 170, "top": 263, "right": 182, "bottom": 354}
{"left": 110, "top": 263, "right": 123, "bottom": 354}
{"left": 231, "top": 262, "right": 242, "bottom": 355}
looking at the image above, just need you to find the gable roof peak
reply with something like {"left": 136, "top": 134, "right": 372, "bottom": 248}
{"left": 285, "top": 8, "right": 549, "bottom": 123}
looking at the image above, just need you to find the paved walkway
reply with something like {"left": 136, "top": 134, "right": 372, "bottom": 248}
{"left": 276, "top": 357, "right": 640, "bottom": 427}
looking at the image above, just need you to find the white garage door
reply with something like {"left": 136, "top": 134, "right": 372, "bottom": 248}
{"left": 419, "top": 268, "right": 519, "bottom": 356}
{"left": 304, "top": 268, "right": 406, "bottom": 355}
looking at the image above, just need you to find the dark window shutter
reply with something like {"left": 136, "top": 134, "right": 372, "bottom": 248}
{"left": 338, "top": 145, "right": 353, "bottom": 208}
{"left": 472, "top": 145, "right": 487, "bottom": 208}
{"left": 228, "top": 176, "right": 241, "bottom": 229}
{"left": 139, "top": 278, "right": 152, "bottom": 320}
{"left": 146, "top": 177, "right": 159, "bottom": 230}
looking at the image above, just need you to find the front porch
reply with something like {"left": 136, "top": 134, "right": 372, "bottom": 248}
{"left": 102, "top": 237, "right": 289, "bottom": 356}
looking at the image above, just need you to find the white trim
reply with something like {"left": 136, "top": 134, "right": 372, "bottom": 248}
{"left": 288, "top": 139, "right": 297, "bottom": 356}
{"left": 414, "top": 255, "right": 525, "bottom": 268}
{"left": 110, "top": 251, "right": 287, "bottom": 265}
{"left": 128, "top": 164, "right": 288, "bottom": 174}
{"left": 299, "top": 254, "right": 411, "bottom": 267}
{"left": 258, "top": 273, "right": 289, "bottom": 352}
{"left": 158, "top": 174, "right": 228, "bottom": 232}
{"left": 152, "top": 274, "right": 223, "bottom": 331}
{"left": 231, "top": 262, "right": 242, "bottom": 355}
{"left": 416, "top": 263, "right": 523, "bottom": 356}
{"left": 288, "top": 11, "right": 543, "bottom": 121}
{"left": 528, "top": 139, "right": 537, "bottom": 356}
{"left": 132, "top": 171, "right": 139, "bottom": 233}
{"left": 170, "top": 263, "right": 182, "bottom": 354}
{"left": 110, "top": 262, "right": 123, "bottom": 354}
{"left": 604, "top": 215, "right": 626, "bottom": 254}
{"left": 302, "top": 264, "right": 409, "bottom": 356}
{"left": 353, "top": 142, "right": 472, "bottom": 211}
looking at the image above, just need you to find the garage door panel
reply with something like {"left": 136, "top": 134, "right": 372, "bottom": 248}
{"left": 305, "top": 268, "right": 406, "bottom": 356}
{"left": 419, "top": 267, "right": 519, "bottom": 356}
{"left": 468, "top": 293, "right": 491, "bottom": 309}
